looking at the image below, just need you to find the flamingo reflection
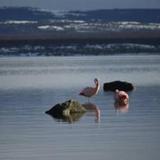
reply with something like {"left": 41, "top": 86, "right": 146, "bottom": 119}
{"left": 114, "top": 101, "right": 129, "bottom": 113}
{"left": 83, "top": 102, "right": 101, "bottom": 122}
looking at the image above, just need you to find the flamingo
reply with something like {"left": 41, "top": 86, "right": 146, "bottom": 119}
{"left": 79, "top": 78, "right": 100, "bottom": 101}
{"left": 115, "top": 89, "right": 129, "bottom": 106}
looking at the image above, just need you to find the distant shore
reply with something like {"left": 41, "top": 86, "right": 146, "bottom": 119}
{"left": 0, "top": 31, "right": 160, "bottom": 45}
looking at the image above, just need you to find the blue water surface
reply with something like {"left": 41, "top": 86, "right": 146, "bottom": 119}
{"left": 0, "top": 55, "right": 160, "bottom": 160}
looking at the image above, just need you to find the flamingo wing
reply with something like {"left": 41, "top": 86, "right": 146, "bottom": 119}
{"left": 118, "top": 91, "right": 129, "bottom": 99}
{"left": 79, "top": 87, "right": 95, "bottom": 97}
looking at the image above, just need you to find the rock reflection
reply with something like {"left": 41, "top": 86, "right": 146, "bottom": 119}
{"left": 45, "top": 99, "right": 101, "bottom": 123}
{"left": 47, "top": 111, "right": 85, "bottom": 123}
{"left": 82, "top": 103, "right": 101, "bottom": 122}
{"left": 46, "top": 102, "right": 101, "bottom": 123}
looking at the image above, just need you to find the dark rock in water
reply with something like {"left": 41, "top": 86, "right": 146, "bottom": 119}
{"left": 103, "top": 81, "right": 134, "bottom": 92}
{"left": 46, "top": 99, "right": 86, "bottom": 115}
{"left": 45, "top": 99, "right": 86, "bottom": 123}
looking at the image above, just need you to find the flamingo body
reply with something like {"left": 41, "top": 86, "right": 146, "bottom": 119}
{"left": 115, "top": 89, "right": 129, "bottom": 105}
{"left": 79, "top": 78, "right": 100, "bottom": 99}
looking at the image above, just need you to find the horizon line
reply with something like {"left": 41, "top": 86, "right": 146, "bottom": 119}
{"left": 0, "top": 6, "right": 160, "bottom": 11}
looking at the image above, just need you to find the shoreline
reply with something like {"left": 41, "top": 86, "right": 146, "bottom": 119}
{"left": 0, "top": 30, "right": 160, "bottom": 45}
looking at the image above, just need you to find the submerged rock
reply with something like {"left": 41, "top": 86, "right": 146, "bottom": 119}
{"left": 45, "top": 99, "right": 86, "bottom": 123}
{"left": 103, "top": 81, "right": 134, "bottom": 92}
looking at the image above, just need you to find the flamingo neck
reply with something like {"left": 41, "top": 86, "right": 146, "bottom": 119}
{"left": 95, "top": 81, "right": 100, "bottom": 92}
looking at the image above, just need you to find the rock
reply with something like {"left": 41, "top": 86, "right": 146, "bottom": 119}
{"left": 103, "top": 81, "right": 134, "bottom": 92}
{"left": 45, "top": 99, "right": 86, "bottom": 123}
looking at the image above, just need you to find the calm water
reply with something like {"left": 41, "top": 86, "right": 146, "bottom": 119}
{"left": 0, "top": 55, "right": 160, "bottom": 160}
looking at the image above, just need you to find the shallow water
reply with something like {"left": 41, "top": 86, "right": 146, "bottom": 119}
{"left": 0, "top": 55, "right": 160, "bottom": 160}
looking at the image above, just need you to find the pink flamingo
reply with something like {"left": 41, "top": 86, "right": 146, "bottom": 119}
{"left": 115, "top": 89, "right": 129, "bottom": 106}
{"left": 79, "top": 78, "right": 100, "bottom": 101}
